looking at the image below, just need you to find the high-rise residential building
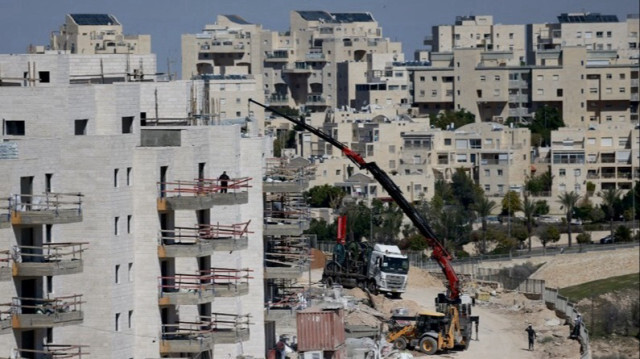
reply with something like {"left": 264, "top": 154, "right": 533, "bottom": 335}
{"left": 0, "top": 15, "right": 268, "bottom": 359}
{"left": 48, "top": 14, "right": 151, "bottom": 55}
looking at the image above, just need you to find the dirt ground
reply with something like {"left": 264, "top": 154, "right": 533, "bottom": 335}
{"left": 302, "top": 246, "right": 640, "bottom": 359}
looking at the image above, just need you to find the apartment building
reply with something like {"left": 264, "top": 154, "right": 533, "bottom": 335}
{"left": 0, "top": 19, "right": 268, "bottom": 359}
{"left": 48, "top": 14, "right": 151, "bottom": 55}
{"left": 550, "top": 123, "right": 639, "bottom": 199}
{"left": 406, "top": 12, "right": 640, "bottom": 129}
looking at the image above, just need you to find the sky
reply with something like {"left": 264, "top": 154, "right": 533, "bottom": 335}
{"left": 0, "top": 0, "right": 637, "bottom": 78}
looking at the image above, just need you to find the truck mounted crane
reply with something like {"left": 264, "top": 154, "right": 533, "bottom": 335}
{"left": 250, "top": 99, "right": 477, "bottom": 353}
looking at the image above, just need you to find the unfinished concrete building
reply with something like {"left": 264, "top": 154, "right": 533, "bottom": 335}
{"left": 0, "top": 15, "right": 269, "bottom": 359}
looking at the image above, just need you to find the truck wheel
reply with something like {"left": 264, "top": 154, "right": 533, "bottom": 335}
{"left": 325, "top": 276, "right": 334, "bottom": 287}
{"left": 367, "top": 280, "right": 378, "bottom": 295}
{"left": 419, "top": 337, "right": 438, "bottom": 355}
{"left": 393, "top": 337, "right": 408, "bottom": 351}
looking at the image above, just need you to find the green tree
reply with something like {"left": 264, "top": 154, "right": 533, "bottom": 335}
{"left": 557, "top": 191, "right": 580, "bottom": 247}
{"left": 304, "top": 218, "right": 336, "bottom": 242}
{"left": 589, "top": 207, "right": 605, "bottom": 223}
{"left": 340, "top": 201, "right": 372, "bottom": 242}
{"left": 304, "top": 185, "right": 345, "bottom": 208}
{"left": 501, "top": 191, "right": 523, "bottom": 216}
{"left": 285, "top": 130, "right": 297, "bottom": 148}
{"left": 538, "top": 225, "right": 560, "bottom": 253}
{"left": 273, "top": 138, "right": 282, "bottom": 157}
{"left": 451, "top": 168, "right": 483, "bottom": 210}
{"left": 534, "top": 200, "right": 550, "bottom": 215}
{"left": 576, "top": 232, "right": 591, "bottom": 245}
{"left": 522, "top": 196, "right": 536, "bottom": 252}
{"left": 600, "top": 188, "right": 622, "bottom": 238}
{"left": 525, "top": 172, "right": 553, "bottom": 196}
{"left": 529, "top": 105, "right": 564, "bottom": 146}
{"left": 472, "top": 196, "right": 497, "bottom": 254}
{"left": 371, "top": 200, "right": 403, "bottom": 244}
{"left": 621, "top": 182, "right": 640, "bottom": 221}
{"left": 614, "top": 226, "right": 632, "bottom": 243}
{"left": 430, "top": 109, "right": 475, "bottom": 130}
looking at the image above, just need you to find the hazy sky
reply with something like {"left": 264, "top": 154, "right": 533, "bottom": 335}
{"left": 1, "top": 0, "right": 637, "bottom": 77}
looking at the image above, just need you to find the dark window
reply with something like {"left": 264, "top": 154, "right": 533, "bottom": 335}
{"left": 122, "top": 116, "right": 134, "bottom": 134}
{"left": 75, "top": 119, "right": 88, "bottom": 135}
{"left": 4, "top": 120, "right": 25, "bottom": 135}
{"left": 557, "top": 89, "right": 563, "bottom": 97}
{"left": 39, "top": 71, "right": 50, "bottom": 83}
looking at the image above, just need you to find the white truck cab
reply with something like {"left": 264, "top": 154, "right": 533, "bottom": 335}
{"left": 368, "top": 244, "right": 409, "bottom": 296}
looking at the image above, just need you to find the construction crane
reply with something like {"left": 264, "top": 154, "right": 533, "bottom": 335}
{"left": 250, "top": 99, "right": 459, "bottom": 300}
{"left": 250, "top": 99, "right": 478, "bottom": 354}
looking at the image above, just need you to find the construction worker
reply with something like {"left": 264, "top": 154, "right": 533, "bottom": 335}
{"left": 571, "top": 314, "right": 582, "bottom": 339}
{"left": 525, "top": 324, "right": 537, "bottom": 351}
{"left": 219, "top": 171, "right": 230, "bottom": 193}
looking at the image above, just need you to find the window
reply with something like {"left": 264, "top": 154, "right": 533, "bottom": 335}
{"left": 619, "top": 87, "right": 626, "bottom": 93}
{"left": 596, "top": 31, "right": 603, "bottom": 38}
{"left": 128, "top": 310, "right": 133, "bottom": 329}
{"left": 115, "top": 313, "right": 121, "bottom": 331}
{"left": 497, "top": 169, "right": 503, "bottom": 176}
{"left": 619, "top": 73, "right": 626, "bottom": 80}
{"left": 484, "top": 184, "right": 490, "bottom": 191}
{"left": 389, "top": 160, "right": 396, "bottom": 169}
{"left": 559, "top": 183, "right": 566, "bottom": 192}
{"left": 444, "top": 139, "right": 452, "bottom": 146}
{"left": 494, "top": 75, "right": 500, "bottom": 81}
{"left": 480, "top": 75, "right": 486, "bottom": 81}
{"left": 121, "top": 116, "right": 134, "bottom": 134}
{"left": 389, "top": 145, "right": 395, "bottom": 153}
{"left": 574, "top": 169, "right": 581, "bottom": 177}
{"left": 559, "top": 169, "right": 566, "bottom": 176}
{"left": 537, "top": 75, "right": 543, "bottom": 81}
{"left": 115, "top": 265, "right": 120, "bottom": 284}
{"left": 335, "top": 169, "right": 341, "bottom": 175}
{"left": 114, "top": 217, "right": 119, "bottom": 235}
{"left": 4, "top": 120, "right": 25, "bottom": 136}
{"left": 606, "top": 73, "right": 612, "bottom": 79}
{"left": 128, "top": 263, "right": 133, "bottom": 282}
{"left": 557, "top": 89, "right": 563, "bottom": 97}
{"left": 601, "top": 137, "right": 613, "bottom": 146}
{"left": 456, "top": 154, "right": 467, "bottom": 163}
{"left": 126, "top": 167, "right": 132, "bottom": 186}
{"left": 606, "top": 88, "right": 612, "bottom": 94}
{"left": 509, "top": 33, "right": 514, "bottom": 39}
{"left": 607, "top": 31, "right": 612, "bottom": 38}
{"left": 589, "top": 88, "right": 598, "bottom": 94}
{"left": 236, "top": 98, "right": 241, "bottom": 104}
{"left": 39, "top": 71, "right": 50, "bottom": 83}
{"left": 493, "top": 89, "right": 500, "bottom": 97}
{"left": 432, "top": 76, "right": 437, "bottom": 81}
{"left": 419, "top": 76, "right": 425, "bottom": 82}
{"left": 537, "top": 89, "right": 544, "bottom": 95}
{"left": 74, "top": 119, "right": 88, "bottom": 135}
{"left": 127, "top": 215, "right": 132, "bottom": 234}
{"left": 114, "top": 169, "right": 119, "bottom": 187}
{"left": 431, "top": 90, "right": 437, "bottom": 97}
{"left": 552, "top": 74, "right": 559, "bottom": 81}
{"left": 484, "top": 169, "right": 490, "bottom": 177}
{"left": 46, "top": 276, "right": 53, "bottom": 294}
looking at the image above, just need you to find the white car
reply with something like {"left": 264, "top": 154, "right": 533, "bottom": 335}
{"left": 538, "top": 215, "right": 561, "bottom": 224}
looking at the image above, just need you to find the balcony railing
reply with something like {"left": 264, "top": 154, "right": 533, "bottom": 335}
{"left": 200, "top": 313, "right": 251, "bottom": 344}
{"left": 157, "top": 177, "right": 251, "bottom": 211}
{"left": 8, "top": 193, "right": 83, "bottom": 225}
{"left": 158, "top": 274, "right": 216, "bottom": 305}
{"left": 3, "top": 345, "right": 89, "bottom": 359}
{"left": 158, "top": 220, "right": 251, "bottom": 257}
{"left": 199, "top": 267, "right": 252, "bottom": 297}
{"left": 5, "top": 294, "right": 84, "bottom": 329}
{"left": 160, "top": 322, "right": 214, "bottom": 354}
{"left": 11, "top": 242, "right": 86, "bottom": 277}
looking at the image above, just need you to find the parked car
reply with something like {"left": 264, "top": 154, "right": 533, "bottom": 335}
{"left": 538, "top": 215, "right": 561, "bottom": 224}
{"left": 600, "top": 235, "right": 614, "bottom": 244}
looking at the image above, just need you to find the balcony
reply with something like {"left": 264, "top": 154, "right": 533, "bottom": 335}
{"left": 160, "top": 322, "right": 214, "bottom": 354}
{"left": 8, "top": 193, "right": 83, "bottom": 225}
{"left": 631, "top": 93, "right": 639, "bottom": 101}
{"left": 263, "top": 179, "right": 308, "bottom": 193}
{"left": 157, "top": 177, "right": 251, "bottom": 211}
{"left": 265, "top": 51, "right": 289, "bottom": 62}
{"left": 0, "top": 251, "right": 10, "bottom": 281}
{"left": 306, "top": 52, "right": 326, "bottom": 62}
{"left": 283, "top": 62, "right": 313, "bottom": 74}
{"left": 11, "top": 242, "right": 86, "bottom": 277}
{"left": 268, "top": 94, "right": 289, "bottom": 105}
{"left": 508, "top": 94, "right": 529, "bottom": 103}
{"left": 7, "top": 294, "right": 83, "bottom": 329}
{"left": 306, "top": 94, "right": 327, "bottom": 106}
{"left": 201, "top": 268, "right": 251, "bottom": 297}
{"left": 263, "top": 217, "right": 309, "bottom": 236}
{"left": 158, "top": 274, "right": 216, "bottom": 306}
{"left": 158, "top": 221, "right": 251, "bottom": 258}
{"left": 508, "top": 107, "right": 531, "bottom": 117}
{"left": 1, "top": 345, "right": 88, "bottom": 359}
{"left": 203, "top": 313, "right": 251, "bottom": 344}
{"left": 200, "top": 41, "right": 245, "bottom": 53}
{"left": 264, "top": 236, "right": 310, "bottom": 279}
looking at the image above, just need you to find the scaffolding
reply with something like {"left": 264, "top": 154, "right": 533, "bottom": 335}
{"left": 158, "top": 177, "right": 252, "bottom": 197}
{"left": 0, "top": 345, "right": 89, "bottom": 359}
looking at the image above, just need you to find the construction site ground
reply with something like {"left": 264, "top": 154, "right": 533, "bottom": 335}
{"left": 298, "top": 246, "right": 639, "bottom": 359}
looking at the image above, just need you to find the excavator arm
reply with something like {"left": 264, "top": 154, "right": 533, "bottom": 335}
{"left": 250, "top": 99, "right": 460, "bottom": 301}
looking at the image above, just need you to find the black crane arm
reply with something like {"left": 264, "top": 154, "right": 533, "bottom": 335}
{"left": 250, "top": 99, "right": 460, "bottom": 300}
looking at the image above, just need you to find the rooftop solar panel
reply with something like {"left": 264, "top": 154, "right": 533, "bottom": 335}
{"left": 70, "top": 14, "right": 119, "bottom": 26}
{"left": 332, "top": 13, "right": 374, "bottom": 23}
{"left": 297, "top": 11, "right": 334, "bottom": 22}
{"left": 225, "top": 15, "right": 251, "bottom": 25}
